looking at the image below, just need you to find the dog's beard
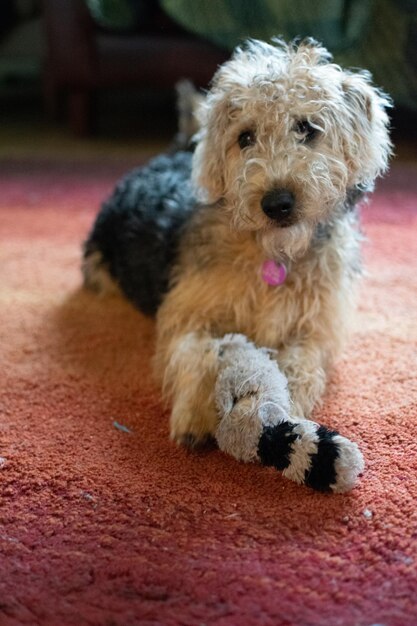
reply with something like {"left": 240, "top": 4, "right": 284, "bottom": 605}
{"left": 228, "top": 191, "right": 319, "bottom": 261}
{"left": 257, "top": 221, "right": 315, "bottom": 261}
{"left": 227, "top": 170, "right": 345, "bottom": 261}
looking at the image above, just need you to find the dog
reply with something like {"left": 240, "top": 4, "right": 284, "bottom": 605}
{"left": 83, "top": 38, "right": 392, "bottom": 491}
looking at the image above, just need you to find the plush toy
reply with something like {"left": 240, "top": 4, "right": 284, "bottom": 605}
{"left": 214, "top": 334, "right": 364, "bottom": 493}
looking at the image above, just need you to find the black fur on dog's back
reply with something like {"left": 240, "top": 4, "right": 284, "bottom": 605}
{"left": 84, "top": 151, "right": 195, "bottom": 316}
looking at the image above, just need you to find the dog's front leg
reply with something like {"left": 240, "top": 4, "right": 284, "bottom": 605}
{"left": 158, "top": 331, "right": 363, "bottom": 491}
{"left": 159, "top": 331, "right": 223, "bottom": 447}
{"left": 277, "top": 339, "right": 332, "bottom": 419}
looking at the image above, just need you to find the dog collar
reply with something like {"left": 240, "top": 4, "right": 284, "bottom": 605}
{"left": 262, "top": 260, "right": 287, "bottom": 286}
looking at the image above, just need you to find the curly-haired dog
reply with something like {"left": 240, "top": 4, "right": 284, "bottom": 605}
{"left": 83, "top": 38, "right": 392, "bottom": 492}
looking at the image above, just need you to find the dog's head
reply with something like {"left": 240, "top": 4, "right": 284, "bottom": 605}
{"left": 192, "top": 38, "right": 392, "bottom": 260}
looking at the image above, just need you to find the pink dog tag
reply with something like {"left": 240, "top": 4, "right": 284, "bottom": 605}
{"left": 262, "top": 260, "right": 287, "bottom": 286}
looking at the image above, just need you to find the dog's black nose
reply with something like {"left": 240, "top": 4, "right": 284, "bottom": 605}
{"left": 261, "top": 189, "right": 295, "bottom": 224}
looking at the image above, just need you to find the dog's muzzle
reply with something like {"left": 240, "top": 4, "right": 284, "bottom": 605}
{"left": 261, "top": 189, "right": 295, "bottom": 226}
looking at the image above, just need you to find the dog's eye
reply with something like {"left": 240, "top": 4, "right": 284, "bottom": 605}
{"left": 295, "top": 120, "right": 318, "bottom": 142}
{"left": 238, "top": 130, "right": 256, "bottom": 149}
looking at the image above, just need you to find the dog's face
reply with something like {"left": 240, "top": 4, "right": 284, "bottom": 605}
{"left": 192, "top": 38, "right": 392, "bottom": 260}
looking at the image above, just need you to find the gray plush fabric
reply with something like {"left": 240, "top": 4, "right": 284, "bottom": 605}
{"left": 213, "top": 334, "right": 364, "bottom": 493}
{"left": 215, "top": 334, "right": 291, "bottom": 462}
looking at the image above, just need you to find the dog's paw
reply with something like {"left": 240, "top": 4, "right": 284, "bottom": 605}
{"left": 170, "top": 401, "right": 219, "bottom": 449}
{"left": 172, "top": 431, "right": 215, "bottom": 449}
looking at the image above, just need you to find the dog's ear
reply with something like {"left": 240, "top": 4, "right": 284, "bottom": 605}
{"left": 191, "top": 90, "right": 231, "bottom": 203}
{"left": 174, "top": 80, "right": 204, "bottom": 148}
{"left": 340, "top": 71, "right": 393, "bottom": 188}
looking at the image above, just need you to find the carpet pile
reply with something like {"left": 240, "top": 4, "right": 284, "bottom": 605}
{"left": 0, "top": 156, "right": 416, "bottom": 626}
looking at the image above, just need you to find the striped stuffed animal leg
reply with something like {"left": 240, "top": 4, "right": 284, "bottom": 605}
{"left": 214, "top": 334, "right": 364, "bottom": 493}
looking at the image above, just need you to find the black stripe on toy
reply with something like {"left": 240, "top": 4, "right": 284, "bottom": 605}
{"left": 257, "top": 422, "right": 299, "bottom": 470}
{"left": 304, "top": 426, "right": 340, "bottom": 492}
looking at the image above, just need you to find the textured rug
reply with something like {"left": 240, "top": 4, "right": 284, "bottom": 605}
{"left": 0, "top": 155, "right": 416, "bottom": 626}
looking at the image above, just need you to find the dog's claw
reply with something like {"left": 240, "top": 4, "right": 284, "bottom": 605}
{"left": 174, "top": 432, "right": 216, "bottom": 450}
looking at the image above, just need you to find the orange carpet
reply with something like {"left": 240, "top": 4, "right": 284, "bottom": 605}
{"left": 0, "top": 155, "right": 416, "bottom": 626}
